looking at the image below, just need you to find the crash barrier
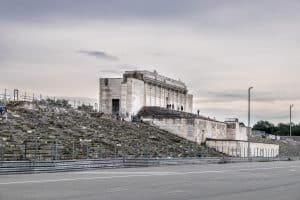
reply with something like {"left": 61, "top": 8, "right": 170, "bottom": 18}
{"left": 1, "top": 156, "right": 299, "bottom": 175}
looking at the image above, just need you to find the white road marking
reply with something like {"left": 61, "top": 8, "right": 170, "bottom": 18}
{"left": 75, "top": 171, "right": 180, "bottom": 175}
{"left": 166, "top": 190, "right": 184, "bottom": 194}
{"left": 0, "top": 174, "right": 152, "bottom": 185}
{"left": 107, "top": 187, "right": 129, "bottom": 193}
{"left": 0, "top": 165, "right": 299, "bottom": 185}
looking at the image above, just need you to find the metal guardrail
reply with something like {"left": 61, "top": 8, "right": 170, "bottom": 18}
{"left": 1, "top": 157, "right": 299, "bottom": 175}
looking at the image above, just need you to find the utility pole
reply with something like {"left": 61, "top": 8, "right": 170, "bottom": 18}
{"left": 248, "top": 87, "right": 253, "bottom": 159}
{"left": 290, "top": 104, "right": 294, "bottom": 136}
{"left": 248, "top": 87, "right": 253, "bottom": 128}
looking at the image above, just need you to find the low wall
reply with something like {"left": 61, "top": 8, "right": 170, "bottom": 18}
{"left": 147, "top": 117, "right": 247, "bottom": 144}
{"left": 206, "top": 139, "right": 279, "bottom": 158}
{"left": 0, "top": 157, "right": 294, "bottom": 174}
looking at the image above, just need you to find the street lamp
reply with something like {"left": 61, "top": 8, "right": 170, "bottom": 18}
{"left": 248, "top": 87, "right": 253, "bottom": 128}
{"left": 247, "top": 87, "right": 253, "bottom": 159}
{"left": 290, "top": 104, "right": 294, "bottom": 137}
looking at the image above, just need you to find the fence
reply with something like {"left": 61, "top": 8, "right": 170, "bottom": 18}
{"left": 206, "top": 139, "right": 279, "bottom": 158}
{"left": 0, "top": 137, "right": 294, "bottom": 162}
{"left": 1, "top": 157, "right": 298, "bottom": 175}
{"left": 0, "top": 138, "right": 222, "bottom": 161}
{"left": 0, "top": 88, "right": 98, "bottom": 110}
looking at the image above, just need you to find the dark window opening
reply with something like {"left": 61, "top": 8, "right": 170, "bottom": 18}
{"left": 112, "top": 99, "right": 120, "bottom": 114}
{"left": 104, "top": 78, "right": 109, "bottom": 86}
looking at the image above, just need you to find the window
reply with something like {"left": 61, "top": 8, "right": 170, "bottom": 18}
{"left": 104, "top": 78, "right": 108, "bottom": 86}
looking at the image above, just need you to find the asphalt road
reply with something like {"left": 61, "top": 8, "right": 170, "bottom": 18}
{"left": 0, "top": 160, "right": 300, "bottom": 200}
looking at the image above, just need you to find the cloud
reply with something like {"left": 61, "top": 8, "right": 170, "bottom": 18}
{"left": 77, "top": 50, "right": 119, "bottom": 61}
{"left": 196, "top": 90, "right": 300, "bottom": 103}
{"left": 1, "top": 0, "right": 300, "bottom": 125}
{"left": 0, "top": 0, "right": 203, "bottom": 23}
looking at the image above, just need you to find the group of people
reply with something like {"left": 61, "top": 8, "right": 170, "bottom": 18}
{"left": 166, "top": 104, "right": 174, "bottom": 109}
{"left": 0, "top": 105, "right": 8, "bottom": 120}
{"left": 166, "top": 104, "right": 184, "bottom": 111}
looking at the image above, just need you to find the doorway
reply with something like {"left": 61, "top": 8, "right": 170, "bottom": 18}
{"left": 112, "top": 99, "right": 120, "bottom": 114}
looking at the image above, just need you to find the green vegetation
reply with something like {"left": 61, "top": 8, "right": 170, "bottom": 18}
{"left": 253, "top": 120, "right": 300, "bottom": 136}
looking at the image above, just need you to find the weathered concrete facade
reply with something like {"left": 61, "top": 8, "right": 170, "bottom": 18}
{"left": 99, "top": 71, "right": 279, "bottom": 158}
{"left": 206, "top": 139, "right": 279, "bottom": 158}
{"left": 139, "top": 107, "right": 279, "bottom": 158}
{"left": 146, "top": 117, "right": 248, "bottom": 144}
{"left": 99, "top": 70, "right": 193, "bottom": 117}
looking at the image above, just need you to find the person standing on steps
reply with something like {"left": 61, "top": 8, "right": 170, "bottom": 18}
{"left": 0, "top": 105, "right": 3, "bottom": 116}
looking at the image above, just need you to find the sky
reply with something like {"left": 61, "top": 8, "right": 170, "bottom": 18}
{"left": 0, "top": 0, "right": 300, "bottom": 125}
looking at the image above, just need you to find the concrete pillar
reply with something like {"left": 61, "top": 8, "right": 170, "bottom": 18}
{"left": 154, "top": 85, "right": 157, "bottom": 106}
{"left": 177, "top": 91, "right": 179, "bottom": 109}
{"left": 173, "top": 90, "right": 175, "bottom": 106}
{"left": 144, "top": 83, "right": 147, "bottom": 106}
{"left": 183, "top": 94, "right": 187, "bottom": 111}
{"left": 149, "top": 83, "right": 152, "bottom": 106}
{"left": 159, "top": 86, "right": 162, "bottom": 107}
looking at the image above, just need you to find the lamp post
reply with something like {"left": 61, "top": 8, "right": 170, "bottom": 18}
{"left": 290, "top": 104, "right": 294, "bottom": 137}
{"left": 248, "top": 87, "right": 253, "bottom": 128}
{"left": 247, "top": 87, "right": 253, "bottom": 159}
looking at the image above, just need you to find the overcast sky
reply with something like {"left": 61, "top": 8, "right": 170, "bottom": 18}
{"left": 0, "top": 0, "right": 299, "bottom": 125}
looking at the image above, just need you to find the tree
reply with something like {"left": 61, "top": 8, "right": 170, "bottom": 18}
{"left": 253, "top": 121, "right": 300, "bottom": 136}
{"left": 252, "top": 120, "right": 276, "bottom": 134}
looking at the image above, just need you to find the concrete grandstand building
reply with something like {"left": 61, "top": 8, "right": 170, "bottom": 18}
{"left": 99, "top": 70, "right": 279, "bottom": 157}
{"left": 99, "top": 70, "right": 193, "bottom": 117}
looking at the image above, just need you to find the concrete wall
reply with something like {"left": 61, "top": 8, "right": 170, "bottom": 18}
{"left": 125, "top": 78, "right": 144, "bottom": 116}
{"left": 151, "top": 118, "right": 200, "bottom": 143}
{"left": 226, "top": 122, "right": 248, "bottom": 141}
{"left": 149, "top": 117, "right": 245, "bottom": 144}
{"left": 99, "top": 78, "right": 122, "bottom": 114}
{"left": 144, "top": 82, "right": 190, "bottom": 112}
{"left": 206, "top": 140, "right": 279, "bottom": 157}
{"left": 99, "top": 71, "right": 193, "bottom": 116}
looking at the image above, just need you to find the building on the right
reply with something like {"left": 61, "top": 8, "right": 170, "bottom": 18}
{"left": 138, "top": 107, "right": 279, "bottom": 158}
{"left": 205, "top": 139, "right": 279, "bottom": 157}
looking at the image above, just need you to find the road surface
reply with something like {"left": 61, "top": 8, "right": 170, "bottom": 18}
{"left": 0, "top": 160, "right": 300, "bottom": 200}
